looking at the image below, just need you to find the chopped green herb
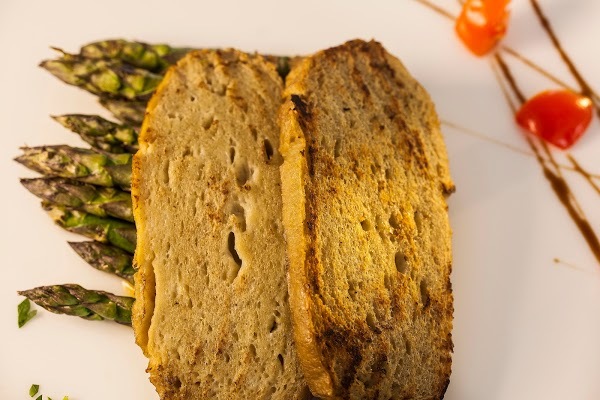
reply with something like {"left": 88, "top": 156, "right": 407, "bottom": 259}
{"left": 29, "top": 384, "right": 40, "bottom": 397}
{"left": 36, "top": 395, "right": 42, "bottom": 400}
{"left": 63, "top": 397, "right": 69, "bottom": 400}
{"left": 18, "top": 298, "right": 37, "bottom": 328}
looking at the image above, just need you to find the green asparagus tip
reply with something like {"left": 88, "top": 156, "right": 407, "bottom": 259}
{"left": 18, "top": 284, "right": 134, "bottom": 325}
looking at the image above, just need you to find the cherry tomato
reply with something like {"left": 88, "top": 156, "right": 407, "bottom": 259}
{"left": 516, "top": 90, "right": 593, "bottom": 149}
{"left": 455, "top": 0, "right": 511, "bottom": 56}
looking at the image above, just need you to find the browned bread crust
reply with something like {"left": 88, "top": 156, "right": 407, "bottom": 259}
{"left": 279, "top": 40, "right": 454, "bottom": 400}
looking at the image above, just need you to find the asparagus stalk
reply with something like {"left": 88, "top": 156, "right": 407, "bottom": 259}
{"left": 21, "top": 177, "right": 133, "bottom": 222}
{"left": 15, "top": 145, "right": 132, "bottom": 190}
{"left": 80, "top": 39, "right": 190, "bottom": 73}
{"left": 69, "top": 241, "right": 135, "bottom": 283}
{"left": 43, "top": 203, "right": 136, "bottom": 253}
{"left": 18, "top": 284, "right": 134, "bottom": 325}
{"left": 99, "top": 98, "right": 146, "bottom": 126}
{"left": 40, "top": 55, "right": 163, "bottom": 100}
{"left": 52, "top": 114, "right": 138, "bottom": 154}
{"left": 43, "top": 43, "right": 296, "bottom": 103}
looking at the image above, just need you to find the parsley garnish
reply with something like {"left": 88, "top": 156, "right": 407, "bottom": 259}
{"left": 29, "top": 384, "right": 40, "bottom": 397}
{"left": 18, "top": 298, "right": 37, "bottom": 328}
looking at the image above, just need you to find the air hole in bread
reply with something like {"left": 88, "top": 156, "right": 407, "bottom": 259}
{"left": 173, "top": 377, "right": 182, "bottom": 389}
{"left": 414, "top": 210, "right": 423, "bottom": 233}
{"left": 366, "top": 312, "right": 377, "bottom": 331}
{"left": 229, "top": 147, "right": 236, "bottom": 164}
{"left": 214, "top": 83, "right": 227, "bottom": 96}
{"left": 360, "top": 219, "right": 372, "bottom": 231}
{"left": 161, "top": 160, "right": 170, "bottom": 184}
{"left": 403, "top": 333, "right": 412, "bottom": 355}
{"left": 229, "top": 202, "right": 246, "bottom": 232}
{"left": 264, "top": 139, "right": 274, "bottom": 162}
{"left": 227, "top": 232, "right": 243, "bottom": 267}
{"left": 375, "top": 215, "right": 387, "bottom": 240}
{"left": 389, "top": 213, "right": 401, "bottom": 229}
{"left": 348, "top": 281, "right": 358, "bottom": 301}
{"left": 420, "top": 280, "right": 430, "bottom": 307}
{"left": 190, "top": 96, "right": 196, "bottom": 102}
{"left": 201, "top": 115, "right": 214, "bottom": 130}
{"left": 334, "top": 139, "right": 342, "bottom": 158}
{"left": 249, "top": 344, "right": 257, "bottom": 359}
{"left": 224, "top": 353, "right": 230, "bottom": 363}
{"left": 235, "top": 162, "right": 251, "bottom": 186}
{"left": 385, "top": 168, "right": 392, "bottom": 179}
{"left": 395, "top": 252, "right": 408, "bottom": 274}
{"left": 268, "top": 315, "right": 278, "bottom": 333}
{"left": 167, "top": 112, "right": 176, "bottom": 119}
{"left": 277, "top": 354, "right": 284, "bottom": 369}
{"left": 383, "top": 273, "right": 393, "bottom": 292}
{"left": 250, "top": 126, "right": 258, "bottom": 141}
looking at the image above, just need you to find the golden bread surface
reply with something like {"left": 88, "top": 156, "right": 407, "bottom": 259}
{"left": 279, "top": 39, "right": 454, "bottom": 400}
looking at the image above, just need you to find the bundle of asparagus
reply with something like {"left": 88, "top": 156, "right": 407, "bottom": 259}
{"left": 16, "top": 39, "right": 189, "bottom": 325}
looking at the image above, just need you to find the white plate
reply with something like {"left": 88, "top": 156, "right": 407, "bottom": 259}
{"left": 1, "top": 1, "right": 599, "bottom": 399}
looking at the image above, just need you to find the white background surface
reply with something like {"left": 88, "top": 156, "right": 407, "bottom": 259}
{"left": 1, "top": 1, "right": 600, "bottom": 399}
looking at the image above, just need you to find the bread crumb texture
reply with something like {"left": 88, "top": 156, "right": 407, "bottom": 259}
{"left": 279, "top": 40, "right": 454, "bottom": 400}
{"left": 132, "top": 49, "right": 306, "bottom": 399}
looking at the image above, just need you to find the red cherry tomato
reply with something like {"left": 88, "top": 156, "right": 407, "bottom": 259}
{"left": 516, "top": 90, "right": 593, "bottom": 149}
{"left": 455, "top": 0, "right": 511, "bottom": 56}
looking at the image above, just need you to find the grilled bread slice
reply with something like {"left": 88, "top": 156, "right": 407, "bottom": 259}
{"left": 132, "top": 49, "right": 306, "bottom": 399}
{"left": 279, "top": 40, "right": 454, "bottom": 400}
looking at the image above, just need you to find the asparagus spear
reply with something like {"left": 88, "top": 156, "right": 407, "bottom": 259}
{"left": 76, "top": 39, "right": 297, "bottom": 78}
{"left": 99, "top": 97, "right": 147, "bottom": 126}
{"left": 40, "top": 55, "right": 162, "bottom": 100}
{"left": 18, "top": 284, "right": 134, "bottom": 325}
{"left": 15, "top": 145, "right": 132, "bottom": 190}
{"left": 43, "top": 203, "right": 136, "bottom": 253}
{"left": 80, "top": 39, "right": 190, "bottom": 73}
{"left": 44, "top": 46, "right": 295, "bottom": 103}
{"left": 52, "top": 114, "right": 138, "bottom": 154}
{"left": 21, "top": 177, "right": 133, "bottom": 222}
{"left": 69, "top": 241, "right": 135, "bottom": 283}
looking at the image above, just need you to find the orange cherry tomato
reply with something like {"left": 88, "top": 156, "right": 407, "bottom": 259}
{"left": 516, "top": 90, "right": 593, "bottom": 149}
{"left": 455, "top": 0, "right": 511, "bottom": 56}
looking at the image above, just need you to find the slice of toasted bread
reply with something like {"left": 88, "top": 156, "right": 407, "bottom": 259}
{"left": 132, "top": 49, "right": 307, "bottom": 399}
{"left": 279, "top": 40, "right": 454, "bottom": 400}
